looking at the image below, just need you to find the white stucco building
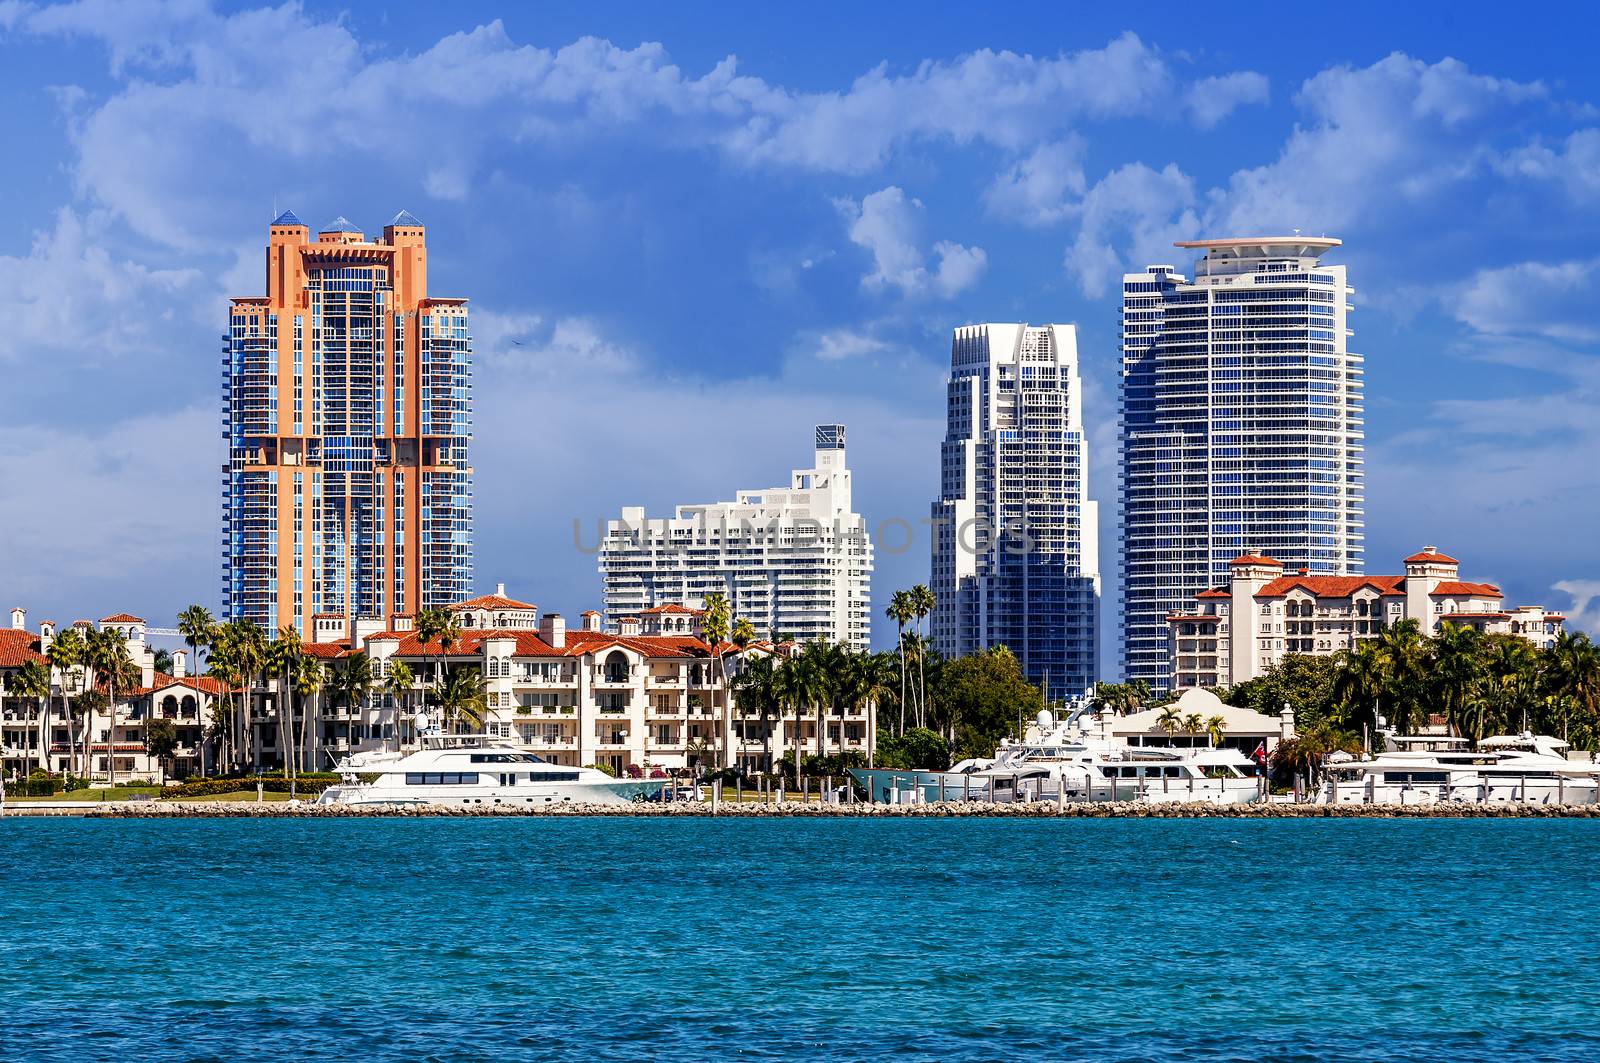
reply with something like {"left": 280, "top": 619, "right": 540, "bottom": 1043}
{"left": 598, "top": 425, "right": 873, "bottom": 650}
{"left": 1122, "top": 237, "right": 1364, "bottom": 691}
{"left": 1165, "top": 547, "right": 1566, "bottom": 690}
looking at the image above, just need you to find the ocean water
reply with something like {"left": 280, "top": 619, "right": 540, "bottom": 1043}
{"left": 1, "top": 817, "right": 1597, "bottom": 1061}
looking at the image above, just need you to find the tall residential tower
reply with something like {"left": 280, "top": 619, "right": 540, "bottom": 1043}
{"left": 1120, "top": 237, "right": 1362, "bottom": 691}
{"left": 930, "top": 323, "right": 1100, "bottom": 698}
{"left": 223, "top": 210, "right": 473, "bottom": 634}
{"left": 599, "top": 425, "right": 873, "bottom": 650}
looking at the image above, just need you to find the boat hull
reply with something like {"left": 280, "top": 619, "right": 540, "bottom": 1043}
{"left": 316, "top": 778, "right": 667, "bottom": 808}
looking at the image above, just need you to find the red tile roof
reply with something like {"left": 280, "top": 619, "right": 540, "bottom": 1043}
{"left": 1404, "top": 548, "right": 1459, "bottom": 565}
{"left": 1230, "top": 554, "right": 1281, "bottom": 566}
{"left": 1441, "top": 612, "right": 1509, "bottom": 620}
{"left": 1196, "top": 587, "right": 1231, "bottom": 599}
{"left": 0, "top": 630, "right": 46, "bottom": 668}
{"left": 641, "top": 603, "right": 701, "bottom": 615}
{"left": 100, "top": 613, "right": 145, "bottom": 624}
{"left": 1254, "top": 575, "right": 1407, "bottom": 599}
{"left": 1430, "top": 581, "right": 1501, "bottom": 597}
{"left": 452, "top": 593, "right": 537, "bottom": 611}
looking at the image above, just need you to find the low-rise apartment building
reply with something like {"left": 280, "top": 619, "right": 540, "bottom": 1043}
{"left": 1166, "top": 547, "right": 1566, "bottom": 690}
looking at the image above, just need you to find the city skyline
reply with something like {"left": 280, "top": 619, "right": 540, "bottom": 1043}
{"left": 3, "top": 4, "right": 1600, "bottom": 679}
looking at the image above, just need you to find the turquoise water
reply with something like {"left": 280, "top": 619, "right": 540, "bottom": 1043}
{"left": 2, "top": 818, "right": 1597, "bottom": 1061}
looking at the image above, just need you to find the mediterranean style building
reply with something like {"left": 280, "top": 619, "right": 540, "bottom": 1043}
{"left": 1122, "top": 237, "right": 1363, "bottom": 692}
{"left": 224, "top": 210, "right": 473, "bottom": 636}
{"left": 930, "top": 323, "right": 1100, "bottom": 697}
{"left": 598, "top": 425, "right": 873, "bottom": 650}
{"left": 1165, "top": 547, "right": 1566, "bottom": 690}
{"left": 0, "top": 593, "right": 873, "bottom": 783}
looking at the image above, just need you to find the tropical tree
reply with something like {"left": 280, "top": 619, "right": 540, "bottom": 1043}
{"left": 731, "top": 652, "right": 780, "bottom": 772}
{"left": 1182, "top": 712, "right": 1204, "bottom": 746}
{"left": 1331, "top": 639, "right": 1385, "bottom": 744}
{"left": 291, "top": 655, "right": 325, "bottom": 776}
{"left": 152, "top": 649, "right": 174, "bottom": 676}
{"left": 46, "top": 628, "right": 85, "bottom": 778}
{"left": 268, "top": 626, "right": 302, "bottom": 777}
{"left": 1429, "top": 621, "right": 1484, "bottom": 741}
{"left": 909, "top": 584, "right": 936, "bottom": 727}
{"left": 177, "top": 605, "right": 216, "bottom": 679}
{"left": 1156, "top": 704, "right": 1182, "bottom": 742}
{"left": 384, "top": 659, "right": 414, "bottom": 751}
{"left": 1376, "top": 619, "right": 1429, "bottom": 734}
{"left": 886, "top": 590, "right": 914, "bottom": 734}
{"left": 773, "top": 650, "right": 822, "bottom": 780}
{"left": 11, "top": 658, "right": 51, "bottom": 775}
{"left": 85, "top": 627, "right": 138, "bottom": 786}
{"left": 145, "top": 718, "right": 179, "bottom": 781}
{"left": 699, "top": 593, "right": 732, "bottom": 767}
{"left": 935, "top": 645, "right": 1042, "bottom": 761}
{"left": 1205, "top": 713, "right": 1227, "bottom": 749}
{"left": 437, "top": 666, "right": 488, "bottom": 733}
{"left": 331, "top": 652, "right": 376, "bottom": 749}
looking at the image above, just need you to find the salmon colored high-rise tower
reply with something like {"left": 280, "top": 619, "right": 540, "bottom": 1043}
{"left": 224, "top": 210, "right": 473, "bottom": 634}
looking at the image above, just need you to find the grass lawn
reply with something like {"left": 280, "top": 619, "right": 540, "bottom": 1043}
{"left": 15, "top": 786, "right": 164, "bottom": 803}
{"left": 165, "top": 790, "right": 295, "bottom": 803}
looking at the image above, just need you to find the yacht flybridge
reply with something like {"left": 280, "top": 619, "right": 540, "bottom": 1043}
{"left": 851, "top": 708, "right": 1266, "bottom": 805}
{"left": 1316, "top": 732, "right": 1600, "bottom": 805}
{"left": 316, "top": 734, "right": 665, "bottom": 808}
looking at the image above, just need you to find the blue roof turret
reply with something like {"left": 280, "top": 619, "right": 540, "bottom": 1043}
{"left": 271, "top": 209, "right": 304, "bottom": 227}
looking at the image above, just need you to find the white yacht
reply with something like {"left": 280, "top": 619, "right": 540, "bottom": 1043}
{"left": 1316, "top": 732, "right": 1600, "bottom": 805}
{"left": 316, "top": 734, "right": 666, "bottom": 808}
{"left": 851, "top": 708, "right": 1265, "bottom": 805}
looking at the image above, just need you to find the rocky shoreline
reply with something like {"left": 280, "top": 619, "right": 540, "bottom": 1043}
{"left": 23, "top": 799, "right": 1600, "bottom": 819}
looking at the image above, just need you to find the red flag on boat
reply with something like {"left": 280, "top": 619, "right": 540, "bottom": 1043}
{"left": 1252, "top": 741, "right": 1267, "bottom": 763}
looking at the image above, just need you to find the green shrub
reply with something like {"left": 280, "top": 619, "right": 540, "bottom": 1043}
{"left": 163, "top": 775, "right": 338, "bottom": 798}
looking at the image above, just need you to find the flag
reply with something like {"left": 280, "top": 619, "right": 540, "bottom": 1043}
{"left": 1251, "top": 741, "right": 1267, "bottom": 763}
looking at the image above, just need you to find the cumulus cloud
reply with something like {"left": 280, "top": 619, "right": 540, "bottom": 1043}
{"left": 814, "top": 329, "right": 889, "bottom": 362}
{"left": 0, "top": 6, "right": 1269, "bottom": 247}
{"left": 1186, "top": 71, "right": 1270, "bottom": 129}
{"left": 1062, "top": 163, "right": 1201, "bottom": 297}
{"left": 1553, "top": 580, "right": 1600, "bottom": 634}
{"left": 983, "top": 138, "right": 1087, "bottom": 226}
{"left": 1455, "top": 258, "right": 1600, "bottom": 343}
{"left": 1497, "top": 128, "right": 1600, "bottom": 201}
{"left": 1209, "top": 53, "right": 1546, "bottom": 237}
{"left": 838, "top": 186, "right": 987, "bottom": 298}
{"left": 0, "top": 208, "right": 202, "bottom": 363}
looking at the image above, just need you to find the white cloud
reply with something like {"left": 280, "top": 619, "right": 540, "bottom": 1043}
{"left": 1497, "top": 128, "right": 1600, "bottom": 201}
{"left": 1209, "top": 53, "right": 1545, "bottom": 237}
{"left": 1455, "top": 258, "right": 1600, "bottom": 343}
{"left": 1, "top": 6, "right": 1267, "bottom": 247}
{"left": 814, "top": 329, "right": 889, "bottom": 362}
{"left": 838, "top": 186, "right": 987, "bottom": 298}
{"left": 1553, "top": 580, "right": 1600, "bottom": 635}
{"left": 0, "top": 207, "right": 202, "bottom": 363}
{"left": 1062, "top": 163, "right": 1200, "bottom": 297}
{"left": 982, "top": 138, "right": 1087, "bottom": 226}
{"left": 1186, "top": 70, "right": 1270, "bottom": 129}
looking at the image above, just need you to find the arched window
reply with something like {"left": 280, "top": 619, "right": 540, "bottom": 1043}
{"left": 603, "top": 650, "right": 629, "bottom": 684}
{"left": 161, "top": 695, "right": 179, "bottom": 718}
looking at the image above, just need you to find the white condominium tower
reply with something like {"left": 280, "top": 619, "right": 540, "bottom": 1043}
{"left": 930, "top": 324, "right": 1100, "bottom": 698}
{"left": 599, "top": 425, "right": 873, "bottom": 650}
{"left": 1121, "top": 237, "right": 1363, "bottom": 691}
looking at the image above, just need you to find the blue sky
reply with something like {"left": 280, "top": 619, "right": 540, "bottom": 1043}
{"left": 2, "top": 0, "right": 1598, "bottom": 672}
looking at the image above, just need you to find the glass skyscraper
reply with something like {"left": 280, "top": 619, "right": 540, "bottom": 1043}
{"left": 930, "top": 323, "right": 1100, "bottom": 699}
{"left": 223, "top": 210, "right": 473, "bottom": 634}
{"left": 1120, "top": 237, "right": 1363, "bottom": 691}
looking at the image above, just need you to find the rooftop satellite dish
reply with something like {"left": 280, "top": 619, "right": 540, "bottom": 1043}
{"left": 1036, "top": 709, "right": 1053, "bottom": 729}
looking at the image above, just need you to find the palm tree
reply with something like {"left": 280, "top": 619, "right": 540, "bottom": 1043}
{"left": 799, "top": 640, "right": 842, "bottom": 760}
{"left": 1182, "top": 712, "right": 1204, "bottom": 747}
{"left": 268, "top": 626, "right": 302, "bottom": 777}
{"left": 1156, "top": 704, "right": 1182, "bottom": 742}
{"left": 46, "top": 628, "right": 85, "bottom": 779}
{"left": 1205, "top": 714, "right": 1226, "bottom": 749}
{"left": 1377, "top": 619, "right": 1429, "bottom": 735}
{"left": 85, "top": 627, "right": 138, "bottom": 786}
{"left": 12, "top": 658, "right": 51, "bottom": 775}
{"left": 1543, "top": 631, "right": 1600, "bottom": 747}
{"left": 700, "top": 593, "right": 732, "bottom": 768}
{"left": 909, "top": 584, "right": 935, "bottom": 727}
{"left": 859, "top": 651, "right": 898, "bottom": 766}
{"left": 886, "top": 590, "right": 913, "bottom": 734}
{"left": 177, "top": 605, "right": 216, "bottom": 681}
{"left": 1429, "top": 621, "right": 1484, "bottom": 742}
{"left": 384, "top": 659, "right": 414, "bottom": 751}
{"left": 291, "top": 656, "right": 325, "bottom": 775}
{"left": 437, "top": 666, "right": 488, "bottom": 733}
{"left": 331, "top": 652, "right": 376, "bottom": 751}
{"left": 217, "top": 621, "right": 268, "bottom": 771}
{"left": 773, "top": 651, "right": 821, "bottom": 781}
{"left": 1332, "top": 639, "right": 1384, "bottom": 746}
{"left": 414, "top": 607, "right": 446, "bottom": 693}
{"left": 731, "top": 653, "right": 780, "bottom": 772}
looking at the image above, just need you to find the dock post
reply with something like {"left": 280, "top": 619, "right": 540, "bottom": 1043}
{"left": 711, "top": 781, "right": 720, "bottom": 815}
{"left": 1559, "top": 776, "right": 1565, "bottom": 805}
{"left": 1057, "top": 776, "right": 1066, "bottom": 810}
{"left": 939, "top": 776, "right": 946, "bottom": 803}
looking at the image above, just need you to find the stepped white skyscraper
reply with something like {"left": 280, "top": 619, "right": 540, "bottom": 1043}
{"left": 1120, "top": 237, "right": 1364, "bottom": 691}
{"left": 599, "top": 425, "right": 873, "bottom": 650}
{"left": 930, "top": 323, "right": 1100, "bottom": 697}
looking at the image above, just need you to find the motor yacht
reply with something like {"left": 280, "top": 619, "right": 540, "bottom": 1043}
{"left": 851, "top": 709, "right": 1264, "bottom": 805}
{"left": 1316, "top": 731, "right": 1600, "bottom": 805}
{"left": 316, "top": 733, "right": 665, "bottom": 808}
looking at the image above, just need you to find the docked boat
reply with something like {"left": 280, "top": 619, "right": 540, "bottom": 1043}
{"left": 851, "top": 707, "right": 1265, "bottom": 805}
{"left": 316, "top": 733, "right": 666, "bottom": 807}
{"left": 1316, "top": 732, "right": 1600, "bottom": 805}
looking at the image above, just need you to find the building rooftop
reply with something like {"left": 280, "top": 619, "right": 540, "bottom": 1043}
{"left": 271, "top": 209, "right": 304, "bottom": 227}
{"left": 390, "top": 209, "right": 424, "bottom": 227}
{"left": 320, "top": 216, "right": 361, "bottom": 234}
